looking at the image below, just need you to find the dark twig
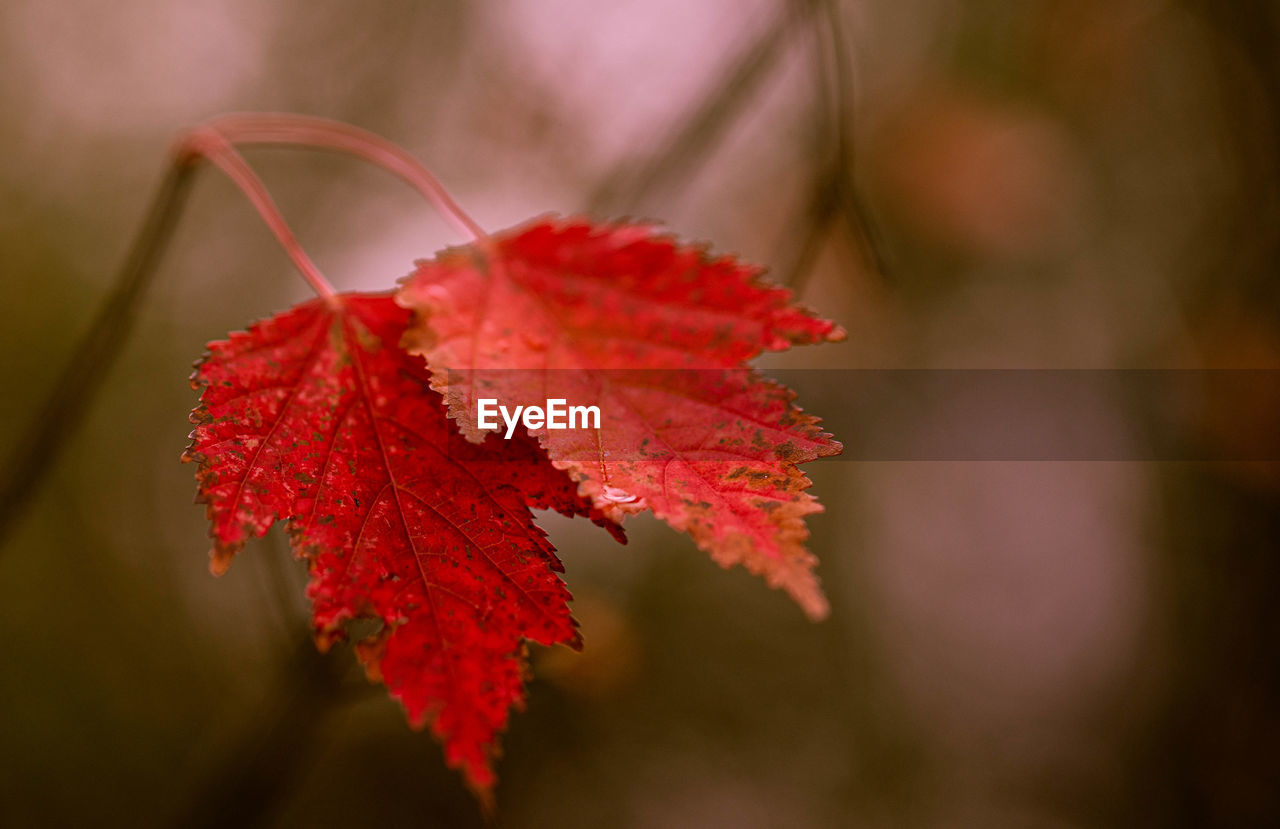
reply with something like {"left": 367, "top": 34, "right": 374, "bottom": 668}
{"left": 773, "top": 0, "right": 840, "bottom": 289}
{"left": 816, "top": 0, "right": 889, "bottom": 280}
{"left": 163, "top": 636, "right": 354, "bottom": 829}
{"left": 773, "top": 3, "right": 926, "bottom": 818}
{"left": 253, "top": 531, "right": 312, "bottom": 659}
{"left": 587, "top": 1, "right": 816, "bottom": 215}
{"left": 773, "top": 178, "right": 839, "bottom": 289}
{"left": 777, "top": 0, "right": 888, "bottom": 293}
{"left": 0, "top": 162, "right": 197, "bottom": 550}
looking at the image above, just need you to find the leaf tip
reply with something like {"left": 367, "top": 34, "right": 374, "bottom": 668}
{"left": 801, "top": 591, "right": 831, "bottom": 622}
{"left": 209, "top": 547, "right": 234, "bottom": 576}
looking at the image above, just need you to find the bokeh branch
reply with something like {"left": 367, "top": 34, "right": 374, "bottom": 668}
{"left": 0, "top": 162, "right": 196, "bottom": 550}
{"left": 775, "top": 0, "right": 887, "bottom": 291}
{"left": 587, "top": 1, "right": 816, "bottom": 215}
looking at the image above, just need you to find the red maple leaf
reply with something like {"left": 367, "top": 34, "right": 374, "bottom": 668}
{"left": 182, "top": 292, "right": 619, "bottom": 797}
{"left": 398, "top": 217, "right": 844, "bottom": 619}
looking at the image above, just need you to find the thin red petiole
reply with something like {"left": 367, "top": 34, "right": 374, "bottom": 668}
{"left": 173, "top": 126, "right": 341, "bottom": 307}
{"left": 192, "top": 113, "right": 486, "bottom": 241}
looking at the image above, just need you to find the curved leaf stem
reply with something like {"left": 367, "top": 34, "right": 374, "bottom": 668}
{"left": 173, "top": 126, "right": 341, "bottom": 307}
{"left": 196, "top": 112, "right": 486, "bottom": 241}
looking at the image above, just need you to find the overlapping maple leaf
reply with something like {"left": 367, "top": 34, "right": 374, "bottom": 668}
{"left": 183, "top": 293, "right": 620, "bottom": 796}
{"left": 398, "top": 217, "right": 845, "bottom": 619}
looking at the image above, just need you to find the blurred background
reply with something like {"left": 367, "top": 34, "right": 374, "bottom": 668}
{"left": 2, "top": 1, "right": 1279, "bottom": 826}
